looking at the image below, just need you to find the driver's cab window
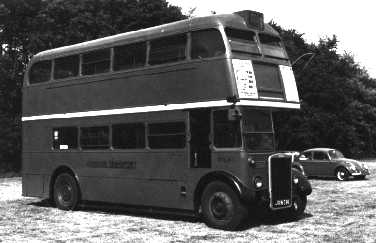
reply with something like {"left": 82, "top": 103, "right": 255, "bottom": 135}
{"left": 313, "top": 151, "right": 329, "bottom": 161}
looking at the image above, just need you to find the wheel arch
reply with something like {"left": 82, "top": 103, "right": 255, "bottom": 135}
{"left": 193, "top": 171, "right": 248, "bottom": 214}
{"left": 49, "top": 165, "right": 81, "bottom": 200}
{"left": 334, "top": 165, "right": 348, "bottom": 176}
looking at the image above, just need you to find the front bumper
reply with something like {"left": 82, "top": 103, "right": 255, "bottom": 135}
{"left": 349, "top": 168, "right": 370, "bottom": 176}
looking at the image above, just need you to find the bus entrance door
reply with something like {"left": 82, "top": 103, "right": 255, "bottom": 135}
{"left": 189, "top": 110, "right": 211, "bottom": 168}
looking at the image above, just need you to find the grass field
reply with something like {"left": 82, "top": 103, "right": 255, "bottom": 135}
{"left": 1, "top": 163, "right": 376, "bottom": 242}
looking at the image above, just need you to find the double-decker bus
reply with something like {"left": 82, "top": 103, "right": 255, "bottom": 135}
{"left": 22, "top": 10, "right": 311, "bottom": 230}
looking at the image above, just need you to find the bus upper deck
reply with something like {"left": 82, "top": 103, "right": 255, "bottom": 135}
{"left": 22, "top": 10, "right": 299, "bottom": 121}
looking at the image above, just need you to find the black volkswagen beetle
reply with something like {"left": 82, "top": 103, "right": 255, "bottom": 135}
{"left": 298, "top": 148, "right": 370, "bottom": 181}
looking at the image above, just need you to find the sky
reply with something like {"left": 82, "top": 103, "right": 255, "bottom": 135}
{"left": 168, "top": 0, "right": 376, "bottom": 78}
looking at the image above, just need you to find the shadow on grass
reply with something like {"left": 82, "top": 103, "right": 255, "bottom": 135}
{"left": 30, "top": 199, "right": 198, "bottom": 223}
{"left": 237, "top": 209, "right": 313, "bottom": 231}
{"left": 29, "top": 199, "right": 313, "bottom": 231}
{"left": 308, "top": 176, "right": 370, "bottom": 181}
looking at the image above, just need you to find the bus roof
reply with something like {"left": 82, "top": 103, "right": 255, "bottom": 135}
{"left": 31, "top": 11, "right": 279, "bottom": 61}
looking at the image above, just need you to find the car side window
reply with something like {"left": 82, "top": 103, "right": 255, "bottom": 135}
{"left": 301, "top": 152, "right": 312, "bottom": 160}
{"left": 313, "top": 151, "right": 329, "bottom": 160}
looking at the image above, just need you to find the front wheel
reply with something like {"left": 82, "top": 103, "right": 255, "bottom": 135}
{"left": 53, "top": 173, "right": 80, "bottom": 210}
{"left": 289, "top": 194, "right": 307, "bottom": 219}
{"left": 201, "top": 181, "right": 248, "bottom": 230}
{"left": 336, "top": 167, "right": 349, "bottom": 181}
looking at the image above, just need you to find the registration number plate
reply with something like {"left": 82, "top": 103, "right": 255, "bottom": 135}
{"left": 274, "top": 199, "right": 291, "bottom": 207}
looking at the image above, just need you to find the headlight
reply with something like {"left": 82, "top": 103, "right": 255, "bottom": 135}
{"left": 248, "top": 157, "right": 256, "bottom": 166}
{"left": 254, "top": 177, "right": 263, "bottom": 188}
{"left": 362, "top": 163, "right": 369, "bottom": 170}
{"left": 346, "top": 162, "right": 356, "bottom": 171}
{"left": 293, "top": 177, "right": 299, "bottom": 184}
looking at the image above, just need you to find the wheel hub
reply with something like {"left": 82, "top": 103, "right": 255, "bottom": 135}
{"left": 209, "top": 192, "right": 232, "bottom": 220}
{"left": 58, "top": 182, "right": 73, "bottom": 203}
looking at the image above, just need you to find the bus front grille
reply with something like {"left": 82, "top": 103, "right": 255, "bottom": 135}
{"left": 268, "top": 154, "right": 292, "bottom": 210}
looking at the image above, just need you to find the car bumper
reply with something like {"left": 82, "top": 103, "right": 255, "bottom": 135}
{"left": 350, "top": 169, "right": 370, "bottom": 176}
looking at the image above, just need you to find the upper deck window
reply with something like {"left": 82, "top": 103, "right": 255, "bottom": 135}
{"left": 253, "top": 62, "right": 284, "bottom": 99}
{"left": 149, "top": 34, "right": 186, "bottom": 65}
{"left": 54, "top": 55, "right": 79, "bottom": 80}
{"left": 191, "top": 29, "right": 225, "bottom": 59}
{"left": 114, "top": 42, "right": 146, "bottom": 71}
{"left": 259, "top": 34, "right": 282, "bottom": 47}
{"left": 259, "top": 33, "right": 287, "bottom": 59}
{"left": 29, "top": 60, "right": 52, "bottom": 84}
{"left": 226, "top": 28, "right": 256, "bottom": 43}
{"left": 82, "top": 49, "right": 111, "bottom": 75}
{"left": 225, "top": 28, "right": 259, "bottom": 54}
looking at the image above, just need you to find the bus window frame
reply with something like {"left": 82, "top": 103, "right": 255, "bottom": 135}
{"left": 51, "top": 126, "right": 80, "bottom": 151}
{"left": 111, "top": 122, "right": 147, "bottom": 150}
{"left": 211, "top": 108, "right": 243, "bottom": 151}
{"left": 79, "top": 125, "right": 111, "bottom": 150}
{"left": 25, "top": 28, "right": 230, "bottom": 87}
{"left": 148, "top": 33, "right": 188, "bottom": 66}
{"left": 81, "top": 48, "right": 112, "bottom": 76}
{"left": 146, "top": 120, "right": 187, "bottom": 150}
{"left": 224, "top": 27, "right": 261, "bottom": 56}
{"left": 28, "top": 59, "right": 53, "bottom": 85}
{"left": 53, "top": 54, "right": 80, "bottom": 81}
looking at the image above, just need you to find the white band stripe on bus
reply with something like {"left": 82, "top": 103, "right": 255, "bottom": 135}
{"left": 21, "top": 100, "right": 300, "bottom": 121}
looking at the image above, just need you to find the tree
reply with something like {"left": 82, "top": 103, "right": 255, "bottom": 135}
{"left": 0, "top": 0, "right": 185, "bottom": 172}
{"left": 271, "top": 22, "right": 376, "bottom": 158}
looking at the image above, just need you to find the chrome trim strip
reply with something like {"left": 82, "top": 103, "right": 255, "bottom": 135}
{"left": 22, "top": 100, "right": 300, "bottom": 121}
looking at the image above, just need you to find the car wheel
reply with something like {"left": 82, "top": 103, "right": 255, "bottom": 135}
{"left": 201, "top": 181, "right": 248, "bottom": 230}
{"left": 335, "top": 167, "right": 349, "bottom": 181}
{"left": 53, "top": 173, "right": 80, "bottom": 210}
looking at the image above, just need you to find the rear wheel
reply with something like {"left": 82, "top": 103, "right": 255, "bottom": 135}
{"left": 201, "top": 181, "right": 248, "bottom": 230}
{"left": 53, "top": 173, "right": 80, "bottom": 210}
{"left": 336, "top": 167, "right": 349, "bottom": 181}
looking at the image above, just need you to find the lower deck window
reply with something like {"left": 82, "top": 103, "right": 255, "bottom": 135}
{"left": 148, "top": 122, "right": 185, "bottom": 149}
{"left": 112, "top": 123, "right": 145, "bottom": 149}
{"left": 53, "top": 127, "right": 78, "bottom": 150}
{"left": 80, "top": 126, "right": 109, "bottom": 149}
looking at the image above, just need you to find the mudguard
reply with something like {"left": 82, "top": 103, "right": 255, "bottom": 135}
{"left": 292, "top": 168, "right": 312, "bottom": 196}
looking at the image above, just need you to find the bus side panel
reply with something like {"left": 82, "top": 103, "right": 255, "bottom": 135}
{"left": 79, "top": 178, "right": 191, "bottom": 210}
{"left": 23, "top": 59, "right": 234, "bottom": 117}
{"left": 22, "top": 173, "right": 45, "bottom": 197}
{"left": 76, "top": 151, "right": 192, "bottom": 210}
{"left": 22, "top": 121, "right": 52, "bottom": 198}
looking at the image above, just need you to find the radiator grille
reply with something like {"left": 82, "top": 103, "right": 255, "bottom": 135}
{"left": 269, "top": 154, "right": 292, "bottom": 210}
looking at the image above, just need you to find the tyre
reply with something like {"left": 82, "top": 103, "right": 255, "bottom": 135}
{"left": 201, "top": 181, "right": 248, "bottom": 230}
{"left": 335, "top": 167, "right": 349, "bottom": 181}
{"left": 289, "top": 194, "right": 307, "bottom": 219}
{"left": 53, "top": 173, "right": 80, "bottom": 210}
